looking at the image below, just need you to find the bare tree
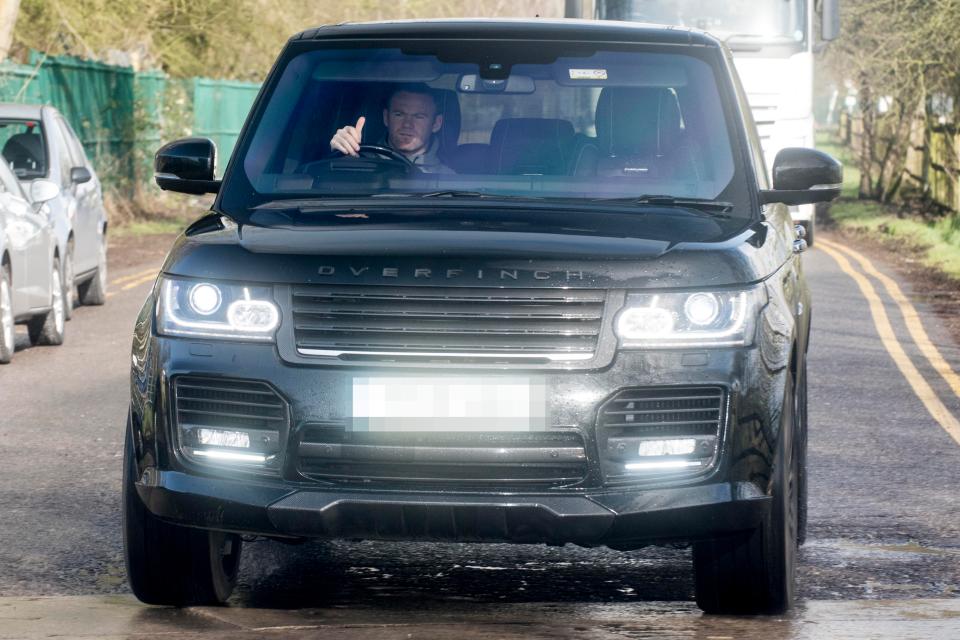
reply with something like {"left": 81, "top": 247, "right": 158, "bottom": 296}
{"left": 0, "top": 0, "right": 19, "bottom": 61}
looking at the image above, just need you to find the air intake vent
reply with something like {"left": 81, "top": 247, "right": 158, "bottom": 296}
{"left": 173, "top": 376, "right": 288, "bottom": 470}
{"left": 289, "top": 285, "right": 605, "bottom": 363}
{"left": 597, "top": 386, "right": 726, "bottom": 484}
{"left": 297, "top": 425, "right": 588, "bottom": 488}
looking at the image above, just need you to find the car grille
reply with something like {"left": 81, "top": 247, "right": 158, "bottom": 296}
{"left": 596, "top": 386, "right": 726, "bottom": 484}
{"left": 289, "top": 285, "right": 605, "bottom": 362}
{"left": 173, "top": 376, "right": 288, "bottom": 431}
{"left": 297, "top": 424, "right": 589, "bottom": 488}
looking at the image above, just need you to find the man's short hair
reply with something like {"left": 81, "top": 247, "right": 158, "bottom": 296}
{"left": 384, "top": 83, "right": 440, "bottom": 114}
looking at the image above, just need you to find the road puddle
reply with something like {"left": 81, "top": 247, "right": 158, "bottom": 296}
{"left": 2, "top": 596, "right": 960, "bottom": 639}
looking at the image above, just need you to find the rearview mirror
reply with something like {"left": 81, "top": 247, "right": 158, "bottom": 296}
{"left": 458, "top": 74, "right": 535, "bottom": 94}
{"left": 760, "top": 148, "right": 842, "bottom": 206}
{"left": 30, "top": 179, "right": 60, "bottom": 204}
{"left": 154, "top": 137, "right": 220, "bottom": 195}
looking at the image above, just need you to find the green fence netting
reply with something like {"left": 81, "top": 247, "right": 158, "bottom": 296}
{"left": 0, "top": 52, "right": 260, "bottom": 196}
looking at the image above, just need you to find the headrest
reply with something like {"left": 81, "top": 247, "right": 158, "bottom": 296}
{"left": 3, "top": 133, "right": 44, "bottom": 168}
{"left": 489, "top": 118, "right": 575, "bottom": 175}
{"left": 595, "top": 88, "right": 683, "bottom": 157}
{"left": 433, "top": 89, "right": 461, "bottom": 159}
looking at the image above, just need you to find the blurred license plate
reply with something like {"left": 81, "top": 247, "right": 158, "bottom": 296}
{"left": 351, "top": 376, "right": 546, "bottom": 432}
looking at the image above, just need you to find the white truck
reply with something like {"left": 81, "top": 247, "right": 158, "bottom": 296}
{"left": 587, "top": 0, "right": 840, "bottom": 245}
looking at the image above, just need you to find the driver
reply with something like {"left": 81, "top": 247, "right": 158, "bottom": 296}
{"left": 329, "top": 84, "right": 453, "bottom": 173}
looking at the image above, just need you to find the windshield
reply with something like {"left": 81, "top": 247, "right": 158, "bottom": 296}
{"left": 0, "top": 119, "right": 47, "bottom": 179}
{"left": 231, "top": 43, "right": 742, "bottom": 213}
{"left": 602, "top": 0, "right": 806, "bottom": 43}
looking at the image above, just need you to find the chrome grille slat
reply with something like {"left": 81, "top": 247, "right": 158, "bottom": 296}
{"left": 290, "top": 285, "right": 605, "bottom": 361}
{"left": 294, "top": 319, "right": 599, "bottom": 336}
{"left": 292, "top": 284, "right": 605, "bottom": 302}
{"left": 291, "top": 301, "right": 604, "bottom": 320}
{"left": 175, "top": 383, "right": 279, "bottom": 397}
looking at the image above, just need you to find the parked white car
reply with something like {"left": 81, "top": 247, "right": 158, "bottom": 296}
{"left": 0, "top": 104, "right": 108, "bottom": 318}
{"left": 0, "top": 160, "right": 66, "bottom": 363}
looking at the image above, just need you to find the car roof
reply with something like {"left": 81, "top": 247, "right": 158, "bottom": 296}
{"left": 293, "top": 18, "right": 721, "bottom": 48}
{"left": 0, "top": 103, "right": 47, "bottom": 120}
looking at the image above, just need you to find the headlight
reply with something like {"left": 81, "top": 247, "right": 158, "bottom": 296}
{"left": 157, "top": 277, "right": 280, "bottom": 341}
{"left": 615, "top": 287, "right": 765, "bottom": 348}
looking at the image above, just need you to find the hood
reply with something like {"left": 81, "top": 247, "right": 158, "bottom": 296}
{"left": 162, "top": 207, "right": 779, "bottom": 290}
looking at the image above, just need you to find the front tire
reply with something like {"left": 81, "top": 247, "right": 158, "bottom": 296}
{"left": 693, "top": 371, "right": 798, "bottom": 614}
{"left": 78, "top": 236, "right": 107, "bottom": 305}
{"left": 801, "top": 218, "right": 815, "bottom": 248}
{"left": 122, "top": 417, "right": 242, "bottom": 606}
{"left": 0, "top": 265, "right": 14, "bottom": 364}
{"left": 63, "top": 244, "right": 75, "bottom": 321}
{"left": 27, "top": 257, "right": 66, "bottom": 346}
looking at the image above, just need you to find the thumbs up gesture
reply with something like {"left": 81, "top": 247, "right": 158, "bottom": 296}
{"left": 329, "top": 116, "right": 366, "bottom": 156}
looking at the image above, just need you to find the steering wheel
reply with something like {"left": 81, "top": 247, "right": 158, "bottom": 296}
{"left": 358, "top": 144, "right": 418, "bottom": 171}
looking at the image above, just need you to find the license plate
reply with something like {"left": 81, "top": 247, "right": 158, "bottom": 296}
{"left": 351, "top": 376, "right": 547, "bottom": 432}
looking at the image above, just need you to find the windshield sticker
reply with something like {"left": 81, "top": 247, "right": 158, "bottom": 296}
{"left": 568, "top": 68, "right": 608, "bottom": 80}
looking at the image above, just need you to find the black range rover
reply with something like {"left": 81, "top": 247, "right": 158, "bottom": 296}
{"left": 124, "top": 19, "right": 841, "bottom": 614}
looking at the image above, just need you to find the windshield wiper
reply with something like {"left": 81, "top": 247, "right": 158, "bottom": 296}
{"left": 592, "top": 195, "right": 734, "bottom": 216}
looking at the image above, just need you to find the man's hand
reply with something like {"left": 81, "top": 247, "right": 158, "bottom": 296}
{"left": 329, "top": 116, "right": 365, "bottom": 157}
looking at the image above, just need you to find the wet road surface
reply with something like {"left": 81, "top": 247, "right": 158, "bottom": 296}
{"left": 0, "top": 231, "right": 958, "bottom": 637}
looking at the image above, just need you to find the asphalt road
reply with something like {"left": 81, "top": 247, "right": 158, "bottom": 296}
{"left": 0, "top": 232, "right": 958, "bottom": 638}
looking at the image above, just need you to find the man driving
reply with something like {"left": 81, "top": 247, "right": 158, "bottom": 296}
{"left": 329, "top": 84, "right": 453, "bottom": 173}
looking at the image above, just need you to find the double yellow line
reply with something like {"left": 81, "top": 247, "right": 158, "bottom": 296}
{"left": 105, "top": 267, "right": 160, "bottom": 299}
{"left": 817, "top": 238, "right": 960, "bottom": 445}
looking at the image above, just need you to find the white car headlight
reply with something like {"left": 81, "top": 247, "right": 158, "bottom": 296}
{"left": 157, "top": 277, "right": 280, "bottom": 341}
{"left": 615, "top": 287, "right": 765, "bottom": 348}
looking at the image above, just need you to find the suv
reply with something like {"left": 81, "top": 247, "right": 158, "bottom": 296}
{"left": 123, "top": 20, "right": 840, "bottom": 614}
{"left": 0, "top": 104, "right": 109, "bottom": 318}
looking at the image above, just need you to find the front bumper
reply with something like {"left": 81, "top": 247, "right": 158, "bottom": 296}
{"left": 137, "top": 469, "right": 768, "bottom": 548}
{"left": 129, "top": 295, "right": 792, "bottom": 548}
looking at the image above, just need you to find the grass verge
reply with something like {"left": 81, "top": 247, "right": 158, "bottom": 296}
{"left": 105, "top": 188, "right": 208, "bottom": 238}
{"left": 817, "top": 131, "right": 960, "bottom": 280}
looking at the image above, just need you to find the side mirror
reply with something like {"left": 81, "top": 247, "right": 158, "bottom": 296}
{"left": 30, "top": 179, "right": 60, "bottom": 204}
{"left": 821, "top": 0, "right": 840, "bottom": 41}
{"left": 70, "top": 166, "right": 92, "bottom": 185}
{"left": 154, "top": 137, "right": 220, "bottom": 195}
{"left": 760, "top": 148, "right": 842, "bottom": 206}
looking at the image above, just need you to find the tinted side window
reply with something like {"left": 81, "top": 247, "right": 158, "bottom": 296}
{"left": 56, "top": 117, "right": 87, "bottom": 168}
{"left": 49, "top": 121, "right": 74, "bottom": 188}
{"left": 0, "top": 119, "right": 47, "bottom": 179}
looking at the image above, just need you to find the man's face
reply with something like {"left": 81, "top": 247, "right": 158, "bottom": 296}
{"left": 383, "top": 91, "right": 443, "bottom": 156}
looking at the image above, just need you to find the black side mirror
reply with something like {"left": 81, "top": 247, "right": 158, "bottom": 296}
{"left": 760, "top": 148, "right": 842, "bottom": 206}
{"left": 70, "top": 166, "right": 92, "bottom": 184}
{"left": 154, "top": 137, "right": 220, "bottom": 195}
